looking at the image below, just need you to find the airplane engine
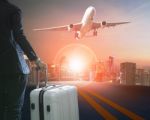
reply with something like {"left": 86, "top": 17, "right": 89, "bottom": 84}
{"left": 68, "top": 24, "right": 74, "bottom": 31}
{"left": 101, "top": 21, "right": 107, "bottom": 27}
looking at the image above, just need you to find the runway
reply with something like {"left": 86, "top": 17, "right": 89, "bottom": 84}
{"left": 22, "top": 81, "right": 150, "bottom": 120}
{"left": 49, "top": 81, "right": 149, "bottom": 120}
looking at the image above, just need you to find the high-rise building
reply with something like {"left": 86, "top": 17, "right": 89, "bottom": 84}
{"left": 136, "top": 69, "right": 150, "bottom": 86}
{"left": 143, "top": 71, "right": 150, "bottom": 86}
{"left": 136, "top": 69, "right": 144, "bottom": 85}
{"left": 120, "top": 62, "right": 136, "bottom": 85}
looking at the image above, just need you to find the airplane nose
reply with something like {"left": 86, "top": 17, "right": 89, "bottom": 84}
{"left": 92, "top": 7, "right": 96, "bottom": 15}
{"left": 89, "top": 6, "right": 96, "bottom": 16}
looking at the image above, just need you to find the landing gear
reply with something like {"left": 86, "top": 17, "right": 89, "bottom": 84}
{"left": 93, "top": 30, "right": 97, "bottom": 36}
{"left": 75, "top": 32, "right": 79, "bottom": 40}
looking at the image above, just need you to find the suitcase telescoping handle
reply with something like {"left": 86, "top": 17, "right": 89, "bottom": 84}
{"left": 36, "top": 64, "right": 48, "bottom": 88}
{"left": 36, "top": 67, "right": 40, "bottom": 88}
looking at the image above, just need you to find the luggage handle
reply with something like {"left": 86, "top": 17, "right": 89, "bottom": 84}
{"left": 36, "top": 64, "right": 48, "bottom": 88}
{"left": 36, "top": 67, "right": 40, "bottom": 88}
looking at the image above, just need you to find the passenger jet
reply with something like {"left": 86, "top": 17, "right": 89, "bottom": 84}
{"left": 34, "top": 6, "right": 130, "bottom": 39}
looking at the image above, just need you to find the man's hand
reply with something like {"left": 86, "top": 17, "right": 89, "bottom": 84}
{"left": 34, "top": 58, "right": 45, "bottom": 70}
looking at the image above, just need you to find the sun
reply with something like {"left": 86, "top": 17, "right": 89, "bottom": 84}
{"left": 69, "top": 56, "right": 86, "bottom": 73}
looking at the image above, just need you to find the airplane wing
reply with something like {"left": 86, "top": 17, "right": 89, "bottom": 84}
{"left": 106, "top": 22, "right": 130, "bottom": 27}
{"left": 92, "top": 22, "right": 130, "bottom": 29}
{"left": 33, "top": 23, "right": 82, "bottom": 31}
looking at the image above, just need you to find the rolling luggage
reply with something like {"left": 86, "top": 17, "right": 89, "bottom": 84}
{"left": 30, "top": 69, "right": 79, "bottom": 120}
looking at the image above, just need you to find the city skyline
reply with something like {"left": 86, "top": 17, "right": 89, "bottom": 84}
{"left": 11, "top": 0, "right": 150, "bottom": 66}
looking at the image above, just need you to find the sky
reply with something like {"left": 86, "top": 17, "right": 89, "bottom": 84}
{"left": 11, "top": 0, "right": 150, "bottom": 67}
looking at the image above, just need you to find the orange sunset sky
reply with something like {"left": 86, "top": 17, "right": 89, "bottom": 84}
{"left": 11, "top": 0, "right": 150, "bottom": 67}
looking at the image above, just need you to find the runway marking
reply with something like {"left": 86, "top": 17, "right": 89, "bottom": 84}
{"left": 79, "top": 90, "right": 117, "bottom": 120}
{"left": 50, "top": 81, "right": 144, "bottom": 120}
{"left": 83, "top": 88, "right": 144, "bottom": 120}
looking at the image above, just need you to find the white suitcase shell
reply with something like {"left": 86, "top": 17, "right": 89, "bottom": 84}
{"left": 30, "top": 88, "right": 42, "bottom": 120}
{"left": 61, "top": 86, "right": 79, "bottom": 120}
{"left": 30, "top": 85, "right": 79, "bottom": 120}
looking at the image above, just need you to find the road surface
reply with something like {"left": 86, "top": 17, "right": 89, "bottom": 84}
{"left": 49, "top": 81, "right": 150, "bottom": 120}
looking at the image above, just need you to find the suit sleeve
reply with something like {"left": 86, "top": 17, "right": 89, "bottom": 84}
{"left": 11, "top": 9, "right": 38, "bottom": 61}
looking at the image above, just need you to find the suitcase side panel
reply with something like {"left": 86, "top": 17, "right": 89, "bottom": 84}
{"left": 30, "top": 88, "right": 42, "bottom": 120}
{"left": 62, "top": 86, "right": 79, "bottom": 120}
{"left": 43, "top": 88, "right": 65, "bottom": 120}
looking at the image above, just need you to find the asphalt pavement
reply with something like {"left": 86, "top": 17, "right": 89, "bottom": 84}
{"left": 49, "top": 81, "right": 150, "bottom": 120}
{"left": 22, "top": 81, "right": 150, "bottom": 120}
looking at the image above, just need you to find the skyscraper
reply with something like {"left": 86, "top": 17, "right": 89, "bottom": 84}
{"left": 120, "top": 62, "right": 136, "bottom": 85}
{"left": 136, "top": 69, "right": 144, "bottom": 85}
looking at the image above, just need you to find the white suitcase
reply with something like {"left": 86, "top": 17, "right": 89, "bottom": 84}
{"left": 30, "top": 85, "right": 79, "bottom": 120}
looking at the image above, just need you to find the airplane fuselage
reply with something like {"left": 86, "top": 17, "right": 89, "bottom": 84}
{"left": 78, "top": 6, "right": 96, "bottom": 38}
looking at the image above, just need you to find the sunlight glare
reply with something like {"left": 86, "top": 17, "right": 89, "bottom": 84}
{"left": 69, "top": 57, "right": 85, "bottom": 73}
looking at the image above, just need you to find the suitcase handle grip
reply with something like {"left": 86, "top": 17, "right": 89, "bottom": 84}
{"left": 36, "top": 64, "right": 48, "bottom": 88}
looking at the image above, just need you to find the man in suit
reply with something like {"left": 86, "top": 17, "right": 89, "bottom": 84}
{"left": 0, "top": 0, "right": 43, "bottom": 119}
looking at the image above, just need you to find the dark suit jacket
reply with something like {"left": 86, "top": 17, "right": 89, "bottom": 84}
{"left": 0, "top": 1, "right": 38, "bottom": 74}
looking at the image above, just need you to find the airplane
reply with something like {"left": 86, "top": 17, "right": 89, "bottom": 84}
{"left": 34, "top": 6, "right": 130, "bottom": 39}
